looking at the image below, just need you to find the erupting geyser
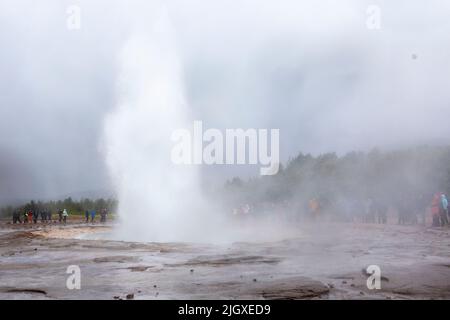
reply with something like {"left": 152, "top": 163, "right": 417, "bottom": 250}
{"left": 103, "top": 9, "right": 214, "bottom": 242}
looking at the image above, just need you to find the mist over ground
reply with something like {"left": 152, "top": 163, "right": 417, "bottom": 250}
{"left": 0, "top": 2, "right": 450, "bottom": 301}
{"left": 1, "top": 0, "right": 450, "bottom": 205}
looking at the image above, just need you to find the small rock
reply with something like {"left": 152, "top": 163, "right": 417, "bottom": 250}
{"left": 153, "top": 285, "right": 157, "bottom": 288}
{"left": 126, "top": 293, "right": 134, "bottom": 300}
{"left": 342, "top": 280, "right": 347, "bottom": 284}
{"left": 253, "top": 278, "right": 257, "bottom": 282}
{"left": 350, "top": 284, "right": 355, "bottom": 287}
{"left": 113, "top": 296, "right": 120, "bottom": 300}
{"left": 190, "top": 269, "right": 194, "bottom": 273}
{"left": 359, "top": 291, "right": 365, "bottom": 295}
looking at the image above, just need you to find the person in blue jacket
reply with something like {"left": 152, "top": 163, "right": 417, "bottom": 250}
{"left": 440, "top": 193, "right": 448, "bottom": 226}
{"left": 90, "top": 209, "right": 96, "bottom": 223}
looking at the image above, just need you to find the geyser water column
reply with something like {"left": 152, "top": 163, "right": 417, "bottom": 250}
{"left": 104, "top": 10, "right": 212, "bottom": 242}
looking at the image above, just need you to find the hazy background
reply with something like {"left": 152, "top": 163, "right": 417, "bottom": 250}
{"left": 1, "top": 0, "right": 450, "bottom": 204}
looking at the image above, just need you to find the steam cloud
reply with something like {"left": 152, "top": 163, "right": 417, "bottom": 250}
{"left": 0, "top": 0, "right": 449, "bottom": 206}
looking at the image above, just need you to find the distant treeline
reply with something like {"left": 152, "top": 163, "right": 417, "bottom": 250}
{"left": 2, "top": 146, "right": 450, "bottom": 219}
{"left": 221, "top": 145, "right": 450, "bottom": 213}
{"left": 0, "top": 197, "right": 118, "bottom": 217}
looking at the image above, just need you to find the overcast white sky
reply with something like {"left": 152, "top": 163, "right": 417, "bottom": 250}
{"left": 1, "top": 0, "right": 450, "bottom": 202}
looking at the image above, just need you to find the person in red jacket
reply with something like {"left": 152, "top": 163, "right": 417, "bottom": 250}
{"left": 431, "top": 193, "right": 441, "bottom": 227}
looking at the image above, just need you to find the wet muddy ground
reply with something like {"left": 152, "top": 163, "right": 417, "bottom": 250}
{"left": 0, "top": 221, "right": 449, "bottom": 299}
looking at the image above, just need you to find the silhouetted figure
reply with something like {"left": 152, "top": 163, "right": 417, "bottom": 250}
{"left": 33, "top": 210, "right": 39, "bottom": 224}
{"left": 397, "top": 199, "right": 409, "bottom": 225}
{"left": 100, "top": 208, "right": 107, "bottom": 223}
{"left": 364, "top": 198, "right": 375, "bottom": 223}
{"left": 40, "top": 209, "right": 47, "bottom": 223}
{"left": 308, "top": 198, "right": 320, "bottom": 221}
{"left": 374, "top": 200, "right": 388, "bottom": 224}
{"left": 416, "top": 193, "right": 429, "bottom": 225}
{"left": 58, "top": 209, "right": 63, "bottom": 223}
{"left": 12, "top": 210, "right": 22, "bottom": 224}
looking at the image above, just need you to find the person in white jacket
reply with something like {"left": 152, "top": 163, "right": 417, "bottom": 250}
{"left": 62, "top": 209, "right": 69, "bottom": 225}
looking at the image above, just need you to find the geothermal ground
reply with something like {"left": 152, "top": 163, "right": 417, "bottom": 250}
{"left": 0, "top": 220, "right": 449, "bottom": 300}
